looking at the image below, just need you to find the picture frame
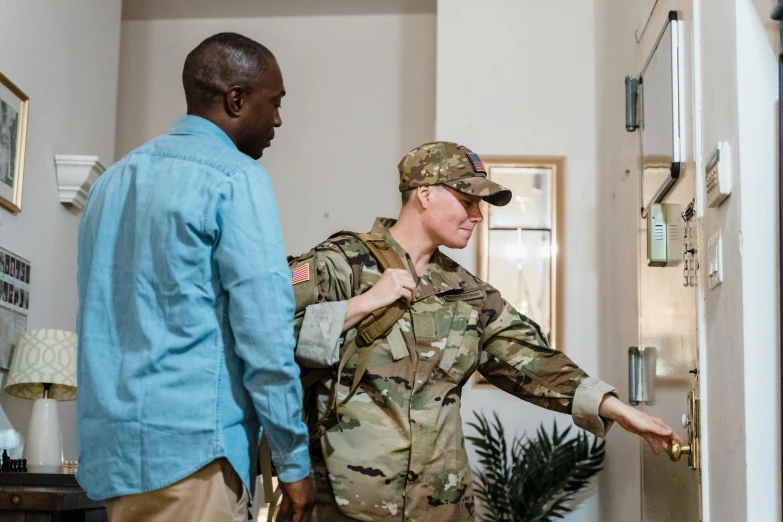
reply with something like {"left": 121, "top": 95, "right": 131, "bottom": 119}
{"left": 0, "top": 245, "right": 30, "bottom": 370}
{"left": 0, "top": 72, "right": 29, "bottom": 214}
{"left": 473, "top": 156, "right": 566, "bottom": 387}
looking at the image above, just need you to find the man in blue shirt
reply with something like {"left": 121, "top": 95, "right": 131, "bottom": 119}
{"left": 77, "top": 33, "right": 314, "bottom": 522}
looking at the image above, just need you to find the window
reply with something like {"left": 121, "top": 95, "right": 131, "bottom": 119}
{"left": 475, "top": 157, "right": 565, "bottom": 385}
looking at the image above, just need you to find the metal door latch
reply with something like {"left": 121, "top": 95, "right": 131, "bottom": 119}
{"left": 668, "top": 389, "right": 701, "bottom": 470}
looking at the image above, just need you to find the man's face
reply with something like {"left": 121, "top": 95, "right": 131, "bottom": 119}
{"left": 423, "top": 186, "right": 484, "bottom": 249}
{"left": 238, "top": 58, "right": 285, "bottom": 159}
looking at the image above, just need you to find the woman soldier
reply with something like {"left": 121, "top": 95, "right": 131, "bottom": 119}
{"left": 287, "top": 141, "right": 675, "bottom": 522}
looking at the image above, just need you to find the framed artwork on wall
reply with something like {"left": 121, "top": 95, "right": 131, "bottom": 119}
{"left": 0, "top": 72, "right": 29, "bottom": 214}
{"left": 0, "top": 245, "right": 30, "bottom": 370}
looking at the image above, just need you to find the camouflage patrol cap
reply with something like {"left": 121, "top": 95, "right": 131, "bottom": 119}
{"left": 398, "top": 141, "right": 512, "bottom": 206}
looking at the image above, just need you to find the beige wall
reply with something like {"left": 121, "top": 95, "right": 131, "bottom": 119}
{"left": 116, "top": 12, "right": 436, "bottom": 257}
{"left": 0, "top": 0, "right": 123, "bottom": 459}
{"left": 436, "top": 1, "right": 600, "bottom": 520}
{"left": 594, "top": 0, "right": 646, "bottom": 520}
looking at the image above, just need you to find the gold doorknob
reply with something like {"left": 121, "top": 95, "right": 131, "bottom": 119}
{"left": 669, "top": 440, "right": 691, "bottom": 462}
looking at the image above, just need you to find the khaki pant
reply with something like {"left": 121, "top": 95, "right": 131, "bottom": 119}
{"left": 106, "top": 458, "right": 249, "bottom": 522}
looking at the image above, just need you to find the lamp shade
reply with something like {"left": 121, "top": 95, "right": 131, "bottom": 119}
{"left": 5, "top": 329, "right": 77, "bottom": 401}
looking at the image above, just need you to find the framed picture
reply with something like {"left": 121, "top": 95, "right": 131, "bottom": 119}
{"left": 0, "top": 72, "right": 29, "bottom": 214}
{"left": 0, "top": 246, "right": 30, "bottom": 369}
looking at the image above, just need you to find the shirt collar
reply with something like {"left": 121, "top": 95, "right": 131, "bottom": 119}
{"left": 169, "top": 115, "right": 238, "bottom": 150}
{"left": 370, "top": 217, "right": 465, "bottom": 301}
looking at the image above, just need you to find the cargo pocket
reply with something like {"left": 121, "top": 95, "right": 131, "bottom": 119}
{"left": 438, "top": 300, "right": 481, "bottom": 383}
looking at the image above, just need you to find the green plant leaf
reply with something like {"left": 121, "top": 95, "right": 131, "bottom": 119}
{"left": 469, "top": 414, "right": 606, "bottom": 522}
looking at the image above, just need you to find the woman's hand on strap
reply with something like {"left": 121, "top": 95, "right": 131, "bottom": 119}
{"left": 343, "top": 269, "right": 416, "bottom": 332}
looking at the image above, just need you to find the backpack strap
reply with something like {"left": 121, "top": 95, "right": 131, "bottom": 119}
{"left": 333, "top": 231, "right": 409, "bottom": 346}
{"left": 261, "top": 231, "right": 411, "bottom": 514}
{"left": 310, "top": 231, "right": 411, "bottom": 438}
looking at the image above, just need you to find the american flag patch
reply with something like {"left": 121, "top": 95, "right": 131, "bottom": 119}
{"left": 466, "top": 152, "right": 486, "bottom": 174}
{"left": 291, "top": 263, "right": 310, "bottom": 285}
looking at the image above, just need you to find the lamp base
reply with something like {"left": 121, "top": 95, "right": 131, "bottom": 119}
{"left": 23, "top": 398, "right": 63, "bottom": 474}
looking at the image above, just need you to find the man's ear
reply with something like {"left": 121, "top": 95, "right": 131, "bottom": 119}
{"left": 417, "top": 186, "right": 432, "bottom": 209}
{"left": 225, "top": 86, "right": 245, "bottom": 117}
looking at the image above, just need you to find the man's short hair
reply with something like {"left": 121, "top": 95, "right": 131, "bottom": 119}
{"left": 182, "top": 32, "right": 275, "bottom": 112}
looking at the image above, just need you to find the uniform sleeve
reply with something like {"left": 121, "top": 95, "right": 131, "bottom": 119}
{"left": 477, "top": 290, "right": 617, "bottom": 437}
{"left": 211, "top": 166, "right": 310, "bottom": 482}
{"left": 290, "top": 247, "right": 353, "bottom": 368}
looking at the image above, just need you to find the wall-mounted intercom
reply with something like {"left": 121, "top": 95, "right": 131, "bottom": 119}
{"left": 705, "top": 142, "right": 731, "bottom": 208}
{"left": 647, "top": 203, "right": 683, "bottom": 267}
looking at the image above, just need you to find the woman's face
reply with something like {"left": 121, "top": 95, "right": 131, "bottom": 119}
{"left": 422, "top": 186, "right": 484, "bottom": 250}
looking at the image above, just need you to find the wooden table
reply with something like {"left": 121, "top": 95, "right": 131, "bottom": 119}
{"left": 0, "top": 473, "right": 106, "bottom": 522}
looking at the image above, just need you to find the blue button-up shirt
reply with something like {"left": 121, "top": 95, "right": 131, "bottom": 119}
{"left": 76, "top": 115, "right": 310, "bottom": 500}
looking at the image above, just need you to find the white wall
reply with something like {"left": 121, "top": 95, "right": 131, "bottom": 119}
{"left": 0, "top": 0, "right": 123, "bottom": 459}
{"left": 697, "top": 1, "right": 750, "bottom": 519}
{"left": 594, "top": 0, "right": 646, "bottom": 520}
{"left": 436, "top": 1, "right": 600, "bottom": 520}
{"left": 735, "top": 0, "right": 781, "bottom": 519}
{"left": 116, "top": 11, "right": 436, "bottom": 257}
{"left": 695, "top": 0, "right": 783, "bottom": 518}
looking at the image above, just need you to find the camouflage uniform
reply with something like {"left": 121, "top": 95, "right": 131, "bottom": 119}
{"left": 289, "top": 142, "right": 617, "bottom": 522}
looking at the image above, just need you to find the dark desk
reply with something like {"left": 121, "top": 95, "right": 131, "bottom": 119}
{"left": 0, "top": 474, "right": 106, "bottom": 522}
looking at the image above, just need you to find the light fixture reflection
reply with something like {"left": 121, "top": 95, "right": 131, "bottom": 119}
{"left": 505, "top": 243, "right": 528, "bottom": 260}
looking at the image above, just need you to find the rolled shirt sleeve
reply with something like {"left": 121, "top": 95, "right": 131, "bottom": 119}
{"left": 290, "top": 246, "right": 354, "bottom": 368}
{"left": 212, "top": 166, "right": 310, "bottom": 482}
{"left": 296, "top": 301, "right": 348, "bottom": 368}
{"left": 572, "top": 377, "right": 618, "bottom": 437}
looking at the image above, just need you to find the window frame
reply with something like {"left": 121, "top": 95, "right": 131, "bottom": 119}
{"left": 474, "top": 156, "right": 566, "bottom": 386}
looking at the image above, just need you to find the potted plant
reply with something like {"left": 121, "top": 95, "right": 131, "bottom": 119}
{"left": 466, "top": 412, "right": 605, "bottom": 522}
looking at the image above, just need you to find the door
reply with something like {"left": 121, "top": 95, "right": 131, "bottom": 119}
{"left": 637, "top": 164, "right": 700, "bottom": 522}
{"left": 635, "top": 4, "right": 702, "bottom": 521}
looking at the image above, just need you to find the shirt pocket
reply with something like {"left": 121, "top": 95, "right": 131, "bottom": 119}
{"left": 438, "top": 300, "right": 482, "bottom": 383}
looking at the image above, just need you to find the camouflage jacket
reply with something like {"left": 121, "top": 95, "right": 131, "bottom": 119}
{"left": 290, "top": 218, "right": 616, "bottom": 522}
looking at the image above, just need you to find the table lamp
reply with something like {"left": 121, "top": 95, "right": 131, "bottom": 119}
{"left": 4, "top": 329, "right": 77, "bottom": 473}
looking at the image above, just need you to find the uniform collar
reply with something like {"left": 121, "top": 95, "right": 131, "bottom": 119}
{"left": 370, "top": 217, "right": 465, "bottom": 301}
{"left": 169, "top": 115, "right": 238, "bottom": 150}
